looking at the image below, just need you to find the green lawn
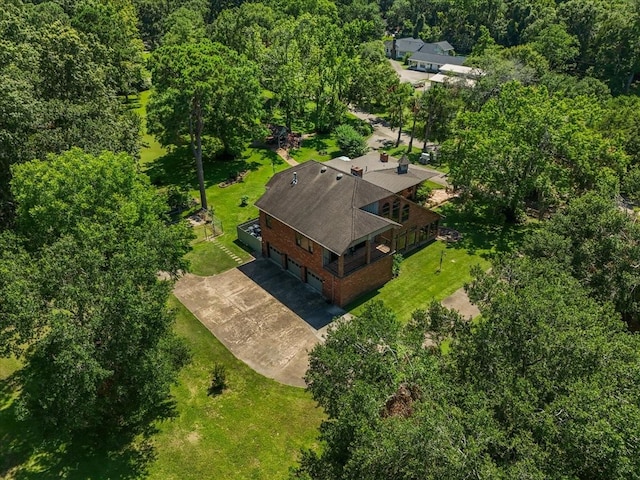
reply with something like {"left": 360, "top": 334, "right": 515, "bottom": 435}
{"left": 133, "top": 90, "right": 291, "bottom": 276}
{"left": 347, "top": 201, "right": 534, "bottom": 322}
{"left": 0, "top": 298, "right": 323, "bottom": 479}
{"left": 425, "top": 180, "right": 445, "bottom": 190}
{"left": 289, "top": 134, "right": 342, "bottom": 163}
{"left": 149, "top": 298, "right": 323, "bottom": 479}
{"left": 134, "top": 90, "right": 167, "bottom": 167}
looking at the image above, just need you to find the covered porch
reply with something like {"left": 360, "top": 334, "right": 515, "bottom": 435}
{"left": 324, "top": 240, "right": 392, "bottom": 277}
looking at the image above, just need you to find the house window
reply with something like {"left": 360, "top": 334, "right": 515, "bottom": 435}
{"left": 401, "top": 204, "right": 410, "bottom": 222}
{"left": 392, "top": 199, "right": 400, "bottom": 221}
{"left": 381, "top": 202, "right": 390, "bottom": 217}
{"left": 265, "top": 214, "right": 273, "bottom": 228}
{"left": 295, "top": 232, "right": 314, "bottom": 253}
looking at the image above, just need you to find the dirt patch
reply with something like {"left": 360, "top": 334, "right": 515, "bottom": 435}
{"left": 441, "top": 288, "right": 480, "bottom": 320}
{"left": 427, "top": 189, "right": 457, "bottom": 207}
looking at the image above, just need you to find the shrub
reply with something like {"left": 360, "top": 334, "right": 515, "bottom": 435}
{"left": 240, "top": 195, "right": 249, "bottom": 207}
{"left": 392, "top": 253, "right": 404, "bottom": 277}
{"left": 208, "top": 363, "right": 227, "bottom": 396}
{"left": 167, "top": 184, "right": 192, "bottom": 212}
{"left": 334, "top": 124, "right": 368, "bottom": 158}
{"left": 352, "top": 121, "right": 374, "bottom": 137}
{"left": 414, "top": 183, "right": 433, "bottom": 204}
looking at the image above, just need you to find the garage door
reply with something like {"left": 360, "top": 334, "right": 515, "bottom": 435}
{"left": 307, "top": 270, "right": 323, "bottom": 293}
{"left": 268, "top": 244, "right": 283, "bottom": 267}
{"left": 287, "top": 257, "right": 302, "bottom": 279}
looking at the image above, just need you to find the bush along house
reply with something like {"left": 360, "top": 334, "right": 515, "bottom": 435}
{"left": 253, "top": 153, "right": 441, "bottom": 307}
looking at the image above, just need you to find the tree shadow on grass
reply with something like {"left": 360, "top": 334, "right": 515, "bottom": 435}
{"left": 437, "top": 200, "right": 534, "bottom": 258}
{"left": 0, "top": 372, "right": 173, "bottom": 480}
{"left": 300, "top": 135, "right": 330, "bottom": 153}
{"left": 143, "top": 146, "right": 265, "bottom": 190}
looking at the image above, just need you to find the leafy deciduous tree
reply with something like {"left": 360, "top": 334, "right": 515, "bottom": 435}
{"left": 4, "top": 149, "right": 192, "bottom": 437}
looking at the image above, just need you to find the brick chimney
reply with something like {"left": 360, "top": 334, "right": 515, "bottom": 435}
{"left": 380, "top": 152, "right": 389, "bottom": 163}
{"left": 351, "top": 165, "right": 363, "bottom": 177}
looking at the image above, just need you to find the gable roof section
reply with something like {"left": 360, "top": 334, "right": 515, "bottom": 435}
{"left": 433, "top": 41, "right": 454, "bottom": 52}
{"left": 325, "top": 151, "right": 437, "bottom": 193}
{"left": 255, "top": 161, "right": 399, "bottom": 254}
{"left": 394, "top": 37, "right": 425, "bottom": 53}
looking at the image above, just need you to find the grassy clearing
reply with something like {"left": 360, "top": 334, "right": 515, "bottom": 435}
{"left": 133, "top": 90, "right": 291, "bottom": 276}
{"left": 289, "top": 134, "right": 341, "bottom": 163}
{"left": 149, "top": 297, "right": 323, "bottom": 479}
{"left": 347, "top": 201, "right": 534, "bottom": 322}
{"left": 134, "top": 90, "right": 167, "bottom": 167}
{"left": 0, "top": 298, "right": 323, "bottom": 479}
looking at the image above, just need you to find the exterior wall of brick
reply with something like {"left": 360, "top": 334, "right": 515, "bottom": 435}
{"left": 333, "top": 255, "right": 393, "bottom": 306}
{"left": 377, "top": 194, "right": 440, "bottom": 252}
{"left": 259, "top": 210, "right": 394, "bottom": 306}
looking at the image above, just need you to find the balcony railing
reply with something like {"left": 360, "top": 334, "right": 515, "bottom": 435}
{"left": 324, "top": 243, "right": 392, "bottom": 277}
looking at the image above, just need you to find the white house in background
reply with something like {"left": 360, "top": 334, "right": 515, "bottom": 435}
{"left": 384, "top": 38, "right": 466, "bottom": 73}
{"left": 429, "top": 64, "right": 484, "bottom": 87}
{"left": 407, "top": 52, "right": 466, "bottom": 73}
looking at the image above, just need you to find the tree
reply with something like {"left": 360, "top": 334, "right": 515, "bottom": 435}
{"left": 0, "top": 0, "right": 141, "bottom": 228}
{"left": 417, "top": 83, "right": 459, "bottom": 151}
{"left": 386, "top": 81, "right": 413, "bottom": 148}
{"left": 71, "top": 0, "right": 146, "bottom": 96}
{"left": 296, "top": 260, "right": 640, "bottom": 479}
{"left": 334, "top": 124, "right": 368, "bottom": 158}
{"left": 148, "top": 40, "right": 263, "bottom": 211}
{"left": 5, "top": 149, "right": 192, "bottom": 437}
{"left": 528, "top": 23, "right": 579, "bottom": 72}
{"left": 160, "top": 6, "right": 206, "bottom": 46}
{"left": 442, "top": 82, "right": 628, "bottom": 222}
{"left": 523, "top": 192, "right": 640, "bottom": 328}
{"left": 345, "top": 40, "right": 398, "bottom": 108}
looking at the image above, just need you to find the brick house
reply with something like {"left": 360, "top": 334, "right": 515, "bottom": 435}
{"left": 254, "top": 154, "right": 441, "bottom": 307}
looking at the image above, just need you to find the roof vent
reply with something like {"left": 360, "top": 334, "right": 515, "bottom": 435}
{"left": 291, "top": 172, "right": 298, "bottom": 185}
{"left": 336, "top": 173, "right": 343, "bottom": 180}
{"left": 321, "top": 166, "right": 327, "bottom": 173}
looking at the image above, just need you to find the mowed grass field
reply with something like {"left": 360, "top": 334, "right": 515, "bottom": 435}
{"left": 347, "top": 202, "right": 533, "bottom": 322}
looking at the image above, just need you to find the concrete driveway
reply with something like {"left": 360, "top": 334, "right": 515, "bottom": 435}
{"left": 173, "top": 258, "right": 346, "bottom": 387}
{"left": 389, "top": 59, "right": 432, "bottom": 84}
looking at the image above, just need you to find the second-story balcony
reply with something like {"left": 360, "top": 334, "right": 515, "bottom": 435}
{"left": 324, "top": 242, "right": 392, "bottom": 277}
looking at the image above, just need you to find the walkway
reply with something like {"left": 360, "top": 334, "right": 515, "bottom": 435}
{"left": 441, "top": 287, "right": 480, "bottom": 319}
{"left": 275, "top": 147, "right": 299, "bottom": 167}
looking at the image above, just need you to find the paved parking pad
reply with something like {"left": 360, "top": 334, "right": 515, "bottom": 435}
{"left": 173, "top": 258, "right": 345, "bottom": 387}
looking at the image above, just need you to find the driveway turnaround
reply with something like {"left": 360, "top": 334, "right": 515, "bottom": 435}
{"left": 173, "top": 258, "right": 346, "bottom": 387}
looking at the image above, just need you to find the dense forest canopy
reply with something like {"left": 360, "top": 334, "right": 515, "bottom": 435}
{"left": 1, "top": 0, "right": 640, "bottom": 476}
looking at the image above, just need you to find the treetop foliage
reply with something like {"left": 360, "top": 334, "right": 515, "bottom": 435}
{"left": 3, "top": 149, "right": 192, "bottom": 437}
{"left": 299, "top": 258, "right": 640, "bottom": 479}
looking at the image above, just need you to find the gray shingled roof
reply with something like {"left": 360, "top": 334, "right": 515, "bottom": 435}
{"left": 325, "top": 151, "right": 437, "bottom": 193}
{"left": 409, "top": 51, "right": 466, "bottom": 66}
{"left": 394, "top": 37, "right": 425, "bottom": 53}
{"left": 255, "top": 161, "right": 399, "bottom": 255}
{"left": 433, "top": 41, "right": 454, "bottom": 52}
